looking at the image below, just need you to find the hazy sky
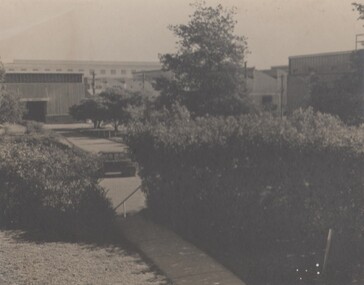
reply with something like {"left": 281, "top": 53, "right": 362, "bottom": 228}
{"left": 0, "top": 0, "right": 363, "bottom": 68}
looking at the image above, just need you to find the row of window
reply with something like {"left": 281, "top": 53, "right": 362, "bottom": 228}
{"left": 5, "top": 73, "right": 83, "bottom": 83}
{"left": 7, "top": 68, "right": 129, "bottom": 75}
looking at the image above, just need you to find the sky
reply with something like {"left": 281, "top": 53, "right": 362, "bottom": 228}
{"left": 0, "top": 0, "right": 363, "bottom": 68}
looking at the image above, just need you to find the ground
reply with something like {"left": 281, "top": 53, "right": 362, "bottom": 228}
{"left": 0, "top": 230, "right": 169, "bottom": 285}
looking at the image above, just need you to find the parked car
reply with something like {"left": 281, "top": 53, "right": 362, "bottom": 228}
{"left": 98, "top": 151, "right": 137, "bottom": 177}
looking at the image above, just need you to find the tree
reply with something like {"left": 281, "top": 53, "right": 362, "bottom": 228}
{"left": 154, "top": 1, "right": 251, "bottom": 116}
{"left": 99, "top": 88, "right": 143, "bottom": 131}
{"left": 353, "top": 2, "right": 364, "bottom": 20}
{"left": 309, "top": 50, "right": 364, "bottom": 125}
{"left": 69, "top": 98, "right": 107, "bottom": 128}
{"left": 0, "top": 61, "right": 24, "bottom": 124}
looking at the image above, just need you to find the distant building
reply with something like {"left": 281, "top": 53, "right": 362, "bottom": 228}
{"left": 247, "top": 66, "right": 288, "bottom": 114}
{"left": 3, "top": 59, "right": 162, "bottom": 122}
{"left": 5, "top": 73, "right": 85, "bottom": 123}
{"left": 4, "top": 59, "right": 161, "bottom": 80}
{"left": 286, "top": 50, "right": 364, "bottom": 112}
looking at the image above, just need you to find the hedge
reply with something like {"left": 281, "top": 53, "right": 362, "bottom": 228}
{"left": 126, "top": 108, "right": 364, "bottom": 283}
{"left": 0, "top": 134, "right": 115, "bottom": 241}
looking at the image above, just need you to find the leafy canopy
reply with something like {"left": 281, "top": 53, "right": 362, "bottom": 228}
{"left": 69, "top": 98, "right": 107, "bottom": 128}
{"left": 69, "top": 88, "right": 143, "bottom": 130}
{"left": 99, "top": 87, "right": 143, "bottom": 131}
{"left": 155, "top": 1, "right": 251, "bottom": 116}
{"left": 0, "top": 61, "right": 24, "bottom": 124}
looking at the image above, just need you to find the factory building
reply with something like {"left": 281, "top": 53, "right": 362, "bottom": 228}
{"left": 3, "top": 59, "right": 162, "bottom": 122}
{"left": 287, "top": 50, "right": 364, "bottom": 112}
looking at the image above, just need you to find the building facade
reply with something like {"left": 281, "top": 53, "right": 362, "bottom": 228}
{"left": 5, "top": 59, "right": 161, "bottom": 80}
{"left": 286, "top": 50, "right": 364, "bottom": 112}
{"left": 5, "top": 73, "right": 85, "bottom": 123}
{"left": 3, "top": 59, "right": 162, "bottom": 122}
{"left": 247, "top": 66, "right": 288, "bottom": 115}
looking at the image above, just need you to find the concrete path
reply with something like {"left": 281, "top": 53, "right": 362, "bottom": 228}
{"left": 119, "top": 214, "right": 246, "bottom": 285}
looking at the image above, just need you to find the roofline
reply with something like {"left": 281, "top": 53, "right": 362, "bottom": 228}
{"left": 5, "top": 72, "right": 84, "bottom": 75}
{"left": 9, "top": 59, "right": 161, "bottom": 66}
{"left": 271, "top": 65, "right": 288, "bottom": 69}
{"left": 289, "top": 50, "right": 354, "bottom": 60}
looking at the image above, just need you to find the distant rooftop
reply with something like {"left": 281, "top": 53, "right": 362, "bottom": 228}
{"left": 289, "top": 50, "right": 354, "bottom": 59}
{"left": 9, "top": 59, "right": 161, "bottom": 67}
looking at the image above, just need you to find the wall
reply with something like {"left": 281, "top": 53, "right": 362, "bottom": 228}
{"left": 6, "top": 82, "right": 85, "bottom": 121}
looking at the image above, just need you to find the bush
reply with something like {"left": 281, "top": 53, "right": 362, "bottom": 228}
{"left": 0, "top": 91, "right": 24, "bottom": 124}
{"left": 0, "top": 134, "right": 115, "bottom": 241}
{"left": 23, "top": 120, "right": 44, "bottom": 134}
{"left": 126, "top": 108, "right": 364, "bottom": 283}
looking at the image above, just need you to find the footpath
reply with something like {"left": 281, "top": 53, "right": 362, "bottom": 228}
{"left": 55, "top": 127, "right": 246, "bottom": 285}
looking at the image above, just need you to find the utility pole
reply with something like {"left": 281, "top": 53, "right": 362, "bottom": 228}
{"left": 142, "top": 72, "right": 145, "bottom": 91}
{"left": 91, "top": 71, "right": 96, "bottom": 96}
{"left": 280, "top": 74, "right": 284, "bottom": 118}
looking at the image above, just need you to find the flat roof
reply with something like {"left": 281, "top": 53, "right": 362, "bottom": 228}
{"left": 289, "top": 50, "right": 353, "bottom": 59}
{"left": 10, "top": 59, "right": 161, "bottom": 67}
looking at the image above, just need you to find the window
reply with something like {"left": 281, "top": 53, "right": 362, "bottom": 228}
{"left": 79, "top": 69, "right": 84, "bottom": 72}
{"left": 45, "top": 69, "right": 50, "bottom": 71}
{"left": 111, "top": 69, "right": 116, "bottom": 75}
{"left": 56, "top": 69, "right": 62, "bottom": 72}
{"left": 262, "top": 95, "right": 273, "bottom": 105}
{"left": 4, "top": 73, "right": 83, "bottom": 83}
{"left": 33, "top": 69, "right": 38, "bottom": 71}
{"left": 89, "top": 69, "right": 95, "bottom": 75}
{"left": 8, "top": 69, "right": 14, "bottom": 71}
{"left": 121, "top": 70, "right": 126, "bottom": 74}
{"left": 68, "top": 69, "right": 73, "bottom": 72}
{"left": 100, "top": 69, "right": 106, "bottom": 75}
{"left": 21, "top": 68, "right": 27, "bottom": 71}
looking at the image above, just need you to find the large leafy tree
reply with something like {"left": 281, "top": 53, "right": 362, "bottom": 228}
{"left": 99, "top": 88, "right": 143, "bottom": 131}
{"left": 69, "top": 98, "right": 107, "bottom": 128}
{"left": 155, "top": 2, "right": 251, "bottom": 116}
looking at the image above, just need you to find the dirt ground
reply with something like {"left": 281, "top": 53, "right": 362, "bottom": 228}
{"left": 0, "top": 230, "right": 169, "bottom": 285}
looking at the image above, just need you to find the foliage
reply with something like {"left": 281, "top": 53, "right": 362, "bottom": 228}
{"left": 23, "top": 120, "right": 44, "bottom": 134}
{"left": 69, "top": 88, "right": 143, "bottom": 131}
{"left": 126, "top": 108, "right": 364, "bottom": 283}
{"left": 353, "top": 2, "right": 364, "bottom": 21}
{"left": 99, "top": 87, "right": 143, "bottom": 131}
{"left": 0, "top": 60, "right": 24, "bottom": 123}
{"left": 69, "top": 98, "right": 107, "bottom": 128}
{"left": 0, "top": 91, "right": 24, "bottom": 124}
{"left": 154, "top": 1, "right": 251, "bottom": 116}
{"left": 0, "top": 60, "right": 5, "bottom": 87}
{"left": 309, "top": 50, "right": 364, "bottom": 125}
{"left": 0, "top": 134, "right": 115, "bottom": 240}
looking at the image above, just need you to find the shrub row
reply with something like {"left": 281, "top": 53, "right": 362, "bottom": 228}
{"left": 126, "top": 108, "right": 364, "bottom": 283}
{"left": 0, "top": 134, "right": 115, "bottom": 241}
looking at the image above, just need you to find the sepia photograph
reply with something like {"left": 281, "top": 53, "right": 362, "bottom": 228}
{"left": 1, "top": 0, "right": 364, "bottom": 284}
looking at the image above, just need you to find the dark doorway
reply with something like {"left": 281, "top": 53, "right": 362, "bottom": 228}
{"left": 24, "top": 101, "right": 47, "bottom": 122}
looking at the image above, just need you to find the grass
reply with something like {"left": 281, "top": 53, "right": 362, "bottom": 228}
{"left": 0, "top": 230, "right": 169, "bottom": 285}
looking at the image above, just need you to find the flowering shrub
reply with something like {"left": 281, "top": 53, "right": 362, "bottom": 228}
{"left": 0, "top": 135, "right": 115, "bottom": 240}
{"left": 126, "top": 108, "right": 364, "bottom": 283}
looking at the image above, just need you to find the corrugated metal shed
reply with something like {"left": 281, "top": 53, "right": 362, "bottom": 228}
{"left": 5, "top": 73, "right": 85, "bottom": 122}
